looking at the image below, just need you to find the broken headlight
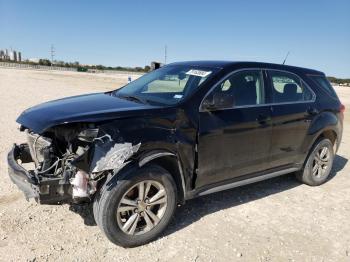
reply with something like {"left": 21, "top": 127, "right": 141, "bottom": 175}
{"left": 77, "top": 128, "right": 99, "bottom": 142}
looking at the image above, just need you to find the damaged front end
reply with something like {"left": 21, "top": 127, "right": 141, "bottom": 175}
{"left": 8, "top": 124, "right": 140, "bottom": 205}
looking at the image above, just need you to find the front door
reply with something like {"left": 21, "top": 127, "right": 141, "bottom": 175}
{"left": 196, "top": 69, "right": 272, "bottom": 188}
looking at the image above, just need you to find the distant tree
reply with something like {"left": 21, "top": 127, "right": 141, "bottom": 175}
{"left": 327, "top": 76, "right": 350, "bottom": 85}
{"left": 55, "top": 60, "right": 65, "bottom": 66}
{"left": 39, "top": 59, "right": 51, "bottom": 66}
{"left": 144, "top": 65, "right": 151, "bottom": 72}
{"left": 96, "top": 64, "right": 104, "bottom": 70}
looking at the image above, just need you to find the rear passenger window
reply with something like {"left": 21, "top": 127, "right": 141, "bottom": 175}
{"left": 269, "top": 71, "right": 313, "bottom": 103}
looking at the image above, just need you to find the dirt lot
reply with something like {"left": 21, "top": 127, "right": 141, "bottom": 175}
{"left": 0, "top": 68, "right": 349, "bottom": 262}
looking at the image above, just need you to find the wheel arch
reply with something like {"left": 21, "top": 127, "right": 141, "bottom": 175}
{"left": 138, "top": 151, "right": 186, "bottom": 204}
{"left": 318, "top": 129, "right": 337, "bottom": 145}
{"left": 308, "top": 111, "right": 338, "bottom": 135}
{"left": 307, "top": 111, "right": 340, "bottom": 153}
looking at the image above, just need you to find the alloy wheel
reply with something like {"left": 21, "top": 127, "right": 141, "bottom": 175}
{"left": 312, "top": 146, "right": 331, "bottom": 178}
{"left": 116, "top": 180, "right": 168, "bottom": 235}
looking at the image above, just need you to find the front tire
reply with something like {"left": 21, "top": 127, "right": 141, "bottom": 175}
{"left": 296, "top": 138, "right": 334, "bottom": 186}
{"left": 96, "top": 165, "right": 177, "bottom": 247}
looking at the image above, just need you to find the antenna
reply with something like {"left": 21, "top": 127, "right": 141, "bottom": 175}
{"left": 164, "top": 45, "right": 167, "bottom": 64}
{"left": 282, "top": 51, "right": 290, "bottom": 65}
{"left": 50, "top": 44, "right": 55, "bottom": 64}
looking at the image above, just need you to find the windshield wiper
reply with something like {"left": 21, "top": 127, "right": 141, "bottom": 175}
{"left": 116, "top": 95, "right": 146, "bottom": 104}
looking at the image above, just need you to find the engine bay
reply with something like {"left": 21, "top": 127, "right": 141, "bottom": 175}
{"left": 12, "top": 123, "right": 140, "bottom": 204}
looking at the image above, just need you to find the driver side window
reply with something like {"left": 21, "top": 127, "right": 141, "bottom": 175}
{"left": 211, "top": 69, "right": 265, "bottom": 107}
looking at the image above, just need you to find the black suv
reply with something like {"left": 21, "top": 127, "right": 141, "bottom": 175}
{"left": 8, "top": 61, "right": 344, "bottom": 247}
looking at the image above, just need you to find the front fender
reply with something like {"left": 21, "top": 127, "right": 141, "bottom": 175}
{"left": 100, "top": 150, "right": 187, "bottom": 203}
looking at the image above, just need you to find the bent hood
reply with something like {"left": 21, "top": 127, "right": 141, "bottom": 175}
{"left": 17, "top": 92, "right": 159, "bottom": 133}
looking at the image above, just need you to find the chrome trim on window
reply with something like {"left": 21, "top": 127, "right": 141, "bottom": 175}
{"left": 267, "top": 69, "right": 316, "bottom": 104}
{"left": 199, "top": 67, "right": 317, "bottom": 112}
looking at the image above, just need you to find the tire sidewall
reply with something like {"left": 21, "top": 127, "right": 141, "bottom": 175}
{"left": 303, "top": 138, "right": 334, "bottom": 185}
{"left": 99, "top": 165, "right": 177, "bottom": 247}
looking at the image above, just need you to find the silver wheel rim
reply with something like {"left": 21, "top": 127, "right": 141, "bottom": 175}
{"left": 116, "top": 180, "right": 168, "bottom": 235}
{"left": 312, "top": 146, "right": 330, "bottom": 178}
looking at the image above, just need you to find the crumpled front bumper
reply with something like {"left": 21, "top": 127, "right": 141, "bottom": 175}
{"left": 7, "top": 144, "right": 39, "bottom": 200}
{"left": 7, "top": 143, "right": 72, "bottom": 204}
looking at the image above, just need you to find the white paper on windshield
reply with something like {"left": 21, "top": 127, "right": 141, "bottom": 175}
{"left": 185, "top": 69, "right": 211, "bottom": 77}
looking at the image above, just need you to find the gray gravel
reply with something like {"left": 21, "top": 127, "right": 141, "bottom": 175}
{"left": 0, "top": 68, "right": 349, "bottom": 261}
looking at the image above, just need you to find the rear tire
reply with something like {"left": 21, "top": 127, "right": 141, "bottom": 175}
{"left": 296, "top": 138, "right": 334, "bottom": 186}
{"left": 96, "top": 165, "right": 177, "bottom": 247}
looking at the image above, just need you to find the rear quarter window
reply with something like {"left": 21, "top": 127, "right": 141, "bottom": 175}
{"left": 269, "top": 70, "right": 314, "bottom": 103}
{"left": 310, "top": 75, "right": 339, "bottom": 99}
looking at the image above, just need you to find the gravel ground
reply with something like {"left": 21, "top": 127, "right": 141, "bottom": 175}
{"left": 0, "top": 68, "right": 349, "bottom": 262}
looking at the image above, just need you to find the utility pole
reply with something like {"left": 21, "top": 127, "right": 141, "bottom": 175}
{"left": 164, "top": 45, "right": 167, "bottom": 64}
{"left": 50, "top": 44, "right": 55, "bottom": 65}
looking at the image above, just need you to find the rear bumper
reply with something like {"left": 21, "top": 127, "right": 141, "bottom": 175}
{"left": 7, "top": 144, "right": 72, "bottom": 204}
{"left": 7, "top": 144, "right": 39, "bottom": 200}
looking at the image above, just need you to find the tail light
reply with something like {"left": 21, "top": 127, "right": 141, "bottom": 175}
{"left": 340, "top": 103, "right": 345, "bottom": 121}
{"left": 340, "top": 103, "right": 345, "bottom": 113}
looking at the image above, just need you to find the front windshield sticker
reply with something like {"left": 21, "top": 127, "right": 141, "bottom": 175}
{"left": 174, "top": 94, "right": 183, "bottom": 99}
{"left": 186, "top": 69, "right": 212, "bottom": 77}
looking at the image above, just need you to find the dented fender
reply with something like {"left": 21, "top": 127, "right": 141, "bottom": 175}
{"left": 91, "top": 141, "right": 141, "bottom": 173}
{"left": 72, "top": 137, "right": 141, "bottom": 174}
{"left": 71, "top": 111, "right": 196, "bottom": 201}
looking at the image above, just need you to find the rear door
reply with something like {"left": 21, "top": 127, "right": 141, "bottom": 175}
{"left": 196, "top": 69, "right": 272, "bottom": 188}
{"left": 267, "top": 70, "right": 316, "bottom": 168}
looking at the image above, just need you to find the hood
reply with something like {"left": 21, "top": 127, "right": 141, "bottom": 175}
{"left": 17, "top": 92, "right": 159, "bottom": 133}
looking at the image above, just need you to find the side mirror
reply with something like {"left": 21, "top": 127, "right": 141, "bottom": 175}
{"left": 202, "top": 93, "right": 234, "bottom": 111}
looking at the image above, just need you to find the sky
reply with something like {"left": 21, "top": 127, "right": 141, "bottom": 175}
{"left": 0, "top": 0, "right": 349, "bottom": 77}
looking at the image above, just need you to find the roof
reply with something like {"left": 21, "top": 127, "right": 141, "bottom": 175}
{"left": 168, "top": 60, "right": 324, "bottom": 75}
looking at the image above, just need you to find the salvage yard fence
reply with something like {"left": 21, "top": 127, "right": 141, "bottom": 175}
{"left": 0, "top": 62, "right": 78, "bottom": 72}
{"left": 0, "top": 62, "right": 144, "bottom": 77}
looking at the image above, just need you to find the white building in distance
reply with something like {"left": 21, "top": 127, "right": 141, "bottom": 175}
{"left": 0, "top": 48, "right": 22, "bottom": 62}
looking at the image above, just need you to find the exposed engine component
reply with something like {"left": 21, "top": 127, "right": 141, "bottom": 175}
{"left": 70, "top": 170, "right": 89, "bottom": 199}
{"left": 15, "top": 124, "right": 141, "bottom": 204}
{"left": 26, "top": 130, "right": 52, "bottom": 168}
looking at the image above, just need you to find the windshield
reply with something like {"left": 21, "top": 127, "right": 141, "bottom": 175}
{"left": 113, "top": 65, "right": 219, "bottom": 105}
